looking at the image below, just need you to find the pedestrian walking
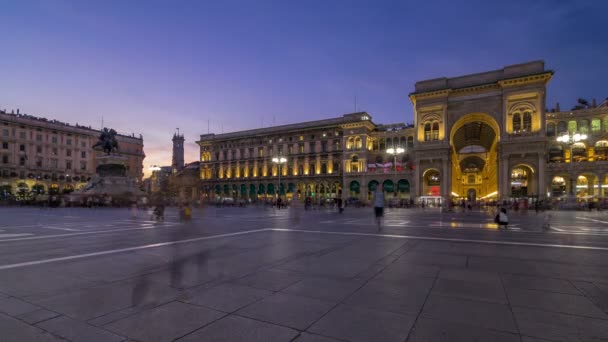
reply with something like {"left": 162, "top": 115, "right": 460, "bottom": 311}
{"left": 290, "top": 191, "right": 303, "bottom": 225}
{"left": 495, "top": 207, "right": 508, "bottom": 229}
{"left": 373, "top": 185, "right": 385, "bottom": 231}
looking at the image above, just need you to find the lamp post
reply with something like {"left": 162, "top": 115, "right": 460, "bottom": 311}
{"left": 556, "top": 131, "right": 587, "bottom": 198}
{"left": 272, "top": 155, "right": 287, "bottom": 200}
{"left": 386, "top": 147, "right": 405, "bottom": 198}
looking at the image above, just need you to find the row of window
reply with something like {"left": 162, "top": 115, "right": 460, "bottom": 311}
{"left": 207, "top": 141, "right": 342, "bottom": 162}
{"left": 547, "top": 117, "right": 608, "bottom": 136}
{"left": 1, "top": 155, "right": 88, "bottom": 170}
{"left": 213, "top": 132, "right": 342, "bottom": 150}
{"left": 1, "top": 128, "right": 89, "bottom": 147}
{"left": 211, "top": 161, "right": 342, "bottom": 179}
{"left": 1, "top": 142, "right": 87, "bottom": 158}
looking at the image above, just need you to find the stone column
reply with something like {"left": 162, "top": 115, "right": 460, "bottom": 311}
{"left": 414, "top": 158, "right": 421, "bottom": 198}
{"left": 441, "top": 157, "right": 449, "bottom": 200}
{"left": 498, "top": 156, "right": 509, "bottom": 201}
{"left": 538, "top": 154, "right": 546, "bottom": 199}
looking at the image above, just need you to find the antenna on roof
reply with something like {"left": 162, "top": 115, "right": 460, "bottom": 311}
{"left": 354, "top": 94, "right": 358, "bottom": 113}
{"left": 207, "top": 119, "right": 210, "bottom": 134}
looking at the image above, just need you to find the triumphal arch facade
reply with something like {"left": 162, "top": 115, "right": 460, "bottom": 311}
{"left": 409, "top": 61, "right": 553, "bottom": 202}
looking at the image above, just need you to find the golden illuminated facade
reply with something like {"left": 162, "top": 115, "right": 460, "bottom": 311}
{"left": 198, "top": 61, "right": 608, "bottom": 204}
{"left": 197, "top": 113, "right": 416, "bottom": 203}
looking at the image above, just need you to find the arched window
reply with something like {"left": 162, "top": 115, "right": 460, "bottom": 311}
{"left": 354, "top": 137, "right": 362, "bottom": 149}
{"left": 579, "top": 119, "right": 589, "bottom": 134}
{"left": 523, "top": 111, "right": 532, "bottom": 131}
{"left": 557, "top": 121, "right": 567, "bottom": 134}
{"left": 258, "top": 166, "right": 263, "bottom": 177}
{"left": 347, "top": 137, "right": 354, "bottom": 149}
{"left": 432, "top": 122, "right": 439, "bottom": 140}
{"left": 547, "top": 122, "right": 556, "bottom": 137}
{"left": 321, "top": 163, "right": 327, "bottom": 174}
{"left": 309, "top": 164, "right": 316, "bottom": 175}
{"left": 592, "top": 119, "right": 601, "bottom": 133}
{"left": 424, "top": 123, "right": 431, "bottom": 141}
{"left": 572, "top": 142, "right": 587, "bottom": 162}
{"left": 379, "top": 138, "right": 386, "bottom": 151}
{"left": 240, "top": 167, "right": 245, "bottom": 178}
{"left": 298, "top": 165, "right": 303, "bottom": 176}
{"left": 350, "top": 156, "right": 359, "bottom": 173}
{"left": 513, "top": 113, "right": 521, "bottom": 132}
{"left": 399, "top": 136, "right": 406, "bottom": 147}
{"left": 333, "top": 161, "right": 340, "bottom": 173}
{"left": 568, "top": 120, "right": 577, "bottom": 133}
{"left": 407, "top": 136, "right": 414, "bottom": 148}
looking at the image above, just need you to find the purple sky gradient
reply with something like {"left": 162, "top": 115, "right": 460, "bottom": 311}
{"left": 1, "top": 0, "right": 606, "bottom": 177}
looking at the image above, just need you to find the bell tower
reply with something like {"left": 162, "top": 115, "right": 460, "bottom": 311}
{"left": 172, "top": 130, "right": 185, "bottom": 173}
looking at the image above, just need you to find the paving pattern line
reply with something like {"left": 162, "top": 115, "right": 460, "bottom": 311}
{"left": 270, "top": 228, "right": 608, "bottom": 251}
{"left": 0, "top": 228, "right": 272, "bottom": 270}
{"left": 0, "top": 223, "right": 180, "bottom": 243}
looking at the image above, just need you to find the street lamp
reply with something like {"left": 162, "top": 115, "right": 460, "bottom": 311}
{"left": 386, "top": 147, "right": 405, "bottom": 200}
{"left": 386, "top": 147, "right": 405, "bottom": 174}
{"left": 272, "top": 156, "right": 287, "bottom": 200}
{"left": 556, "top": 131, "right": 587, "bottom": 197}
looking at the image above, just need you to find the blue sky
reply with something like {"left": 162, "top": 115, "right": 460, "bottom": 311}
{"left": 1, "top": 0, "right": 606, "bottom": 175}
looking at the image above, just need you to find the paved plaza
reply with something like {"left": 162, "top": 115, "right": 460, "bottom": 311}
{"left": 2, "top": 206, "right": 608, "bottom": 341}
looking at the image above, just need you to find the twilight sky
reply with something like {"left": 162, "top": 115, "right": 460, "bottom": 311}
{"left": 1, "top": 0, "right": 607, "bottom": 177}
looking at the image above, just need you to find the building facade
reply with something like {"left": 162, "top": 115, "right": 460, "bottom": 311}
{"left": 197, "top": 113, "right": 416, "bottom": 204}
{"left": 0, "top": 110, "right": 145, "bottom": 199}
{"left": 197, "top": 61, "right": 608, "bottom": 205}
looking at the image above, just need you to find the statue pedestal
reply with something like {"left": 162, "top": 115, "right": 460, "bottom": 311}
{"left": 75, "top": 153, "right": 144, "bottom": 202}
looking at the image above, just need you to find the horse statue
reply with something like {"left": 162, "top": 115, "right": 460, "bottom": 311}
{"left": 92, "top": 128, "right": 119, "bottom": 155}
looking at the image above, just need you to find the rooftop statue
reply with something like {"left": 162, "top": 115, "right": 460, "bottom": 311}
{"left": 93, "top": 128, "right": 119, "bottom": 155}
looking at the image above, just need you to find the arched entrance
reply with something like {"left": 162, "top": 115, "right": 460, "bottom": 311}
{"left": 422, "top": 169, "right": 440, "bottom": 196}
{"left": 397, "top": 179, "right": 410, "bottom": 199}
{"left": 551, "top": 176, "right": 566, "bottom": 197}
{"left": 450, "top": 113, "right": 500, "bottom": 201}
{"left": 510, "top": 165, "right": 534, "bottom": 199}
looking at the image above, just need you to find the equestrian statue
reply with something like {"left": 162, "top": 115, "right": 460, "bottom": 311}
{"left": 93, "top": 128, "right": 119, "bottom": 155}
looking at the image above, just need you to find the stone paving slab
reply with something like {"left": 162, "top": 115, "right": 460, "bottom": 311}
{"left": 406, "top": 317, "right": 521, "bottom": 342}
{"left": 37, "top": 315, "right": 125, "bottom": 342}
{"left": 372, "top": 264, "right": 439, "bottom": 283}
{"left": 232, "top": 268, "right": 303, "bottom": 291}
{"left": 437, "top": 268, "right": 502, "bottom": 284}
{"left": 345, "top": 277, "right": 433, "bottom": 315}
{"left": 396, "top": 251, "right": 468, "bottom": 268}
{"left": 16, "top": 308, "right": 60, "bottom": 325}
{"left": 431, "top": 277, "right": 508, "bottom": 304}
{"left": 282, "top": 277, "right": 365, "bottom": 302}
{"left": 105, "top": 301, "right": 225, "bottom": 342}
{"left": 507, "top": 287, "right": 608, "bottom": 319}
{"left": 421, "top": 295, "right": 518, "bottom": 333}
{"left": 31, "top": 279, "right": 179, "bottom": 320}
{"left": 0, "top": 297, "right": 41, "bottom": 316}
{"left": 294, "top": 332, "right": 343, "bottom": 341}
{"left": 177, "top": 315, "right": 299, "bottom": 342}
{"left": 237, "top": 292, "right": 335, "bottom": 330}
{"left": 501, "top": 274, "right": 582, "bottom": 295}
{"left": 0, "top": 312, "right": 64, "bottom": 342}
{"left": 182, "top": 282, "right": 272, "bottom": 313}
{"left": 513, "top": 306, "right": 608, "bottom": 341}
{"left": 309, "top": 304, "right": 415, "bottom": 342}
